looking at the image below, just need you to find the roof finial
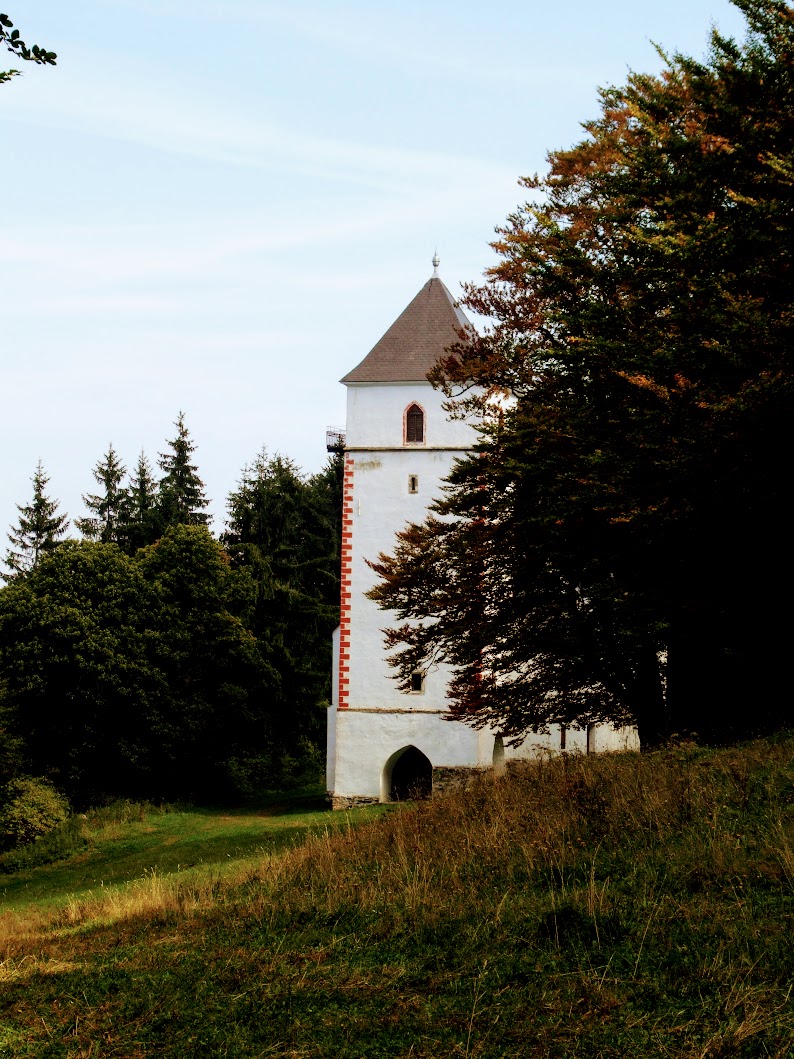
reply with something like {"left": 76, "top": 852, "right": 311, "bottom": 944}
{"left": 432, "top": 249, "right": 440, "bottom": 276}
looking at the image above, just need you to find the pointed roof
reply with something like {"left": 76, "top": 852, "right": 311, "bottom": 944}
{"left": 341, "top": 274, "right": 471, "bottom": 385}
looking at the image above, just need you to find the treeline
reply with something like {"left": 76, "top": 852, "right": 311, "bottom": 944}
{"left": 0, "top": 414, "right": 342, "bottom": 808}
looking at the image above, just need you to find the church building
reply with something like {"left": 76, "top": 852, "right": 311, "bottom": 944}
{"left": 326, "top": 259, "right": 637, "bottom": 809}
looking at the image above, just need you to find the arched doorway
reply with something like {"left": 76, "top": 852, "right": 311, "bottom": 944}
{"left": 382, "top": 745, "right": 433, "bottom": 802}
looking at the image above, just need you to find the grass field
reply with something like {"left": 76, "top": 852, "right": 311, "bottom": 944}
{"left": 0, "top": 793, "right": 389, "bottom": 914}
{"left": 1, "top": 737, "right": 793, "bottom": 1058}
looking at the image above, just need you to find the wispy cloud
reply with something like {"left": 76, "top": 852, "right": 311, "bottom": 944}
{"left": 5, "top": 45, "right": 516, "bottom": 193}
{"left": 116, "top": 0, "right": 590, "bottom": 90}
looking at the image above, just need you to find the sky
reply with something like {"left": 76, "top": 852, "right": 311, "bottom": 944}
{"left": 1, "top": 0, "right": 750, "bottom": 538}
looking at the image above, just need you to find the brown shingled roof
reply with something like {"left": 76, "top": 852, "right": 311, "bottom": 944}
{"left": 340, "top": 275, "right": 471, "bottom": 384}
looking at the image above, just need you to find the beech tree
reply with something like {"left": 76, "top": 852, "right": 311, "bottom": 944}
{"left": 370, "top": 0, "right": 794, "bottom": 747}
{"left": 0, "top": 528, "right": 286, "bottom": 802}
{"left": 4, "top": 462, "right": 68, "bottom": 581}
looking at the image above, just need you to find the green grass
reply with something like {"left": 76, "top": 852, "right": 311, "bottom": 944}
{"left": 0, "top": 791, "right": 390, "bottom": 913}
{"left": 1, "top": 738, "right": 793, "bottom": 1058}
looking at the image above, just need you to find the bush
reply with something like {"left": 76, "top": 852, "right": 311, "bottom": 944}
{"left": 0, "top": 776, "right": 70, "bottom": 850}
{"left": 0, "top": 814, "right": 86, "bottom": 873}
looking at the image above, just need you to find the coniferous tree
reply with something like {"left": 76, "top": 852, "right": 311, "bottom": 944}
{"left": 4, "top": 462, "right": 68, "bottom": 580}
{"left": 224, "top": 450, "right": 343, "bottom": 774}
{"left": 157, "top": 412, "right": 210, "bottom": 529}
{"left": 74, "top": 444, "right": 127, "bottom": 543}
{"left": 120, "top": 451, "right": 162, "bottom": 553}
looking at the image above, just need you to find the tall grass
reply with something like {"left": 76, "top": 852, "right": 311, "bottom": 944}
{"left": 1, "top": 736, "right": 792, "bottom": 1057}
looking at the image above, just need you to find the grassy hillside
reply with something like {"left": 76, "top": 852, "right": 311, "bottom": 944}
{"left": 1, "top": 737, "right": 792, "bottom": 1057}
{"left": 0, "top": 794, "right": 387, "bottom": 914}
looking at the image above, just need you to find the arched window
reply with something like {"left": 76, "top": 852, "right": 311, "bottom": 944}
{"left": 405, "top": 403, "right": 424, "bottom": 444}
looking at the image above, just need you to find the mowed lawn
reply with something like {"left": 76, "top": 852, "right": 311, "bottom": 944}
{"left": 0, "top": 793, "right": 390, "bottom": 914}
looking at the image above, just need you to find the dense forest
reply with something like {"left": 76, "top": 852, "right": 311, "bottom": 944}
{"left": 0, "top": 414, "right": 342, "bottom": 812}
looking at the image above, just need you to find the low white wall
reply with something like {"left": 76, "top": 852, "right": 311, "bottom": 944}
{"left": 333, "top": 709, "right": 480, "bottom": 800}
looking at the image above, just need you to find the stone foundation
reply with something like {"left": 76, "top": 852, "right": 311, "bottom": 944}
{"left": 331, "top": 794, "right": 380, "bottom": 811}
{"left": 431, "top": 765, "right": 488, "bottom": 796}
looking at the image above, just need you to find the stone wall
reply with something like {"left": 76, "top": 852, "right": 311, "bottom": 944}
{"left": 331, "top": 794, "right": 381, "bottom": 811}
{"left": 432, "top": 765, "right": 488, "bottom": 796}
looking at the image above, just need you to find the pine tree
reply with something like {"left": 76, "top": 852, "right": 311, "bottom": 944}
{"left": 157, "top": 412, "right": 210, "bottom": 528}
{"left": 4, "top": 462, "right": 68, "bottom": 580}
{"left": 74, "top": 444, "right": 127, "bottom": 543}
{"left": 120, "top": 451, "right": 162, "bottom": 553}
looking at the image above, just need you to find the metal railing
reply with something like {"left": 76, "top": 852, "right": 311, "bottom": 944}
{"left": 325, "top": 426, "right": 346, "bottom": 452}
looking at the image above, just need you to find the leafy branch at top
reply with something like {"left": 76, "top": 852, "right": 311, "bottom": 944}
{"left": 1, "top": 12, "right": 56, "bottom": 84}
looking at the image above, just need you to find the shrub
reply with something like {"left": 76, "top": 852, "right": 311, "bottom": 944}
{"left": 0, "top": 814, "right": 86, "bottom": 872}
{"left": 0, "top": 776, "right": 70, "bottom": 850}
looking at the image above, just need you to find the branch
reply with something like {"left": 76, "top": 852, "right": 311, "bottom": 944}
{"left": 1, "top": 12, "right": 56, "bottom": 84}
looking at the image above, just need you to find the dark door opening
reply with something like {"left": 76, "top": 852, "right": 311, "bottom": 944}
{"left": 390, "top": 746, "right": 432, "bottom": 801}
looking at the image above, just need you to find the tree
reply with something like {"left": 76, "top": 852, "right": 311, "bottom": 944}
{"left": 157, "top": 412, "right": 210, "bottom": 529}
{"left": 370, "top": 0, "right": 794, "bottom": 748}
{"left": 119, "top": 450, "right": 162, "bottom": 553}
{"left": 0, "top": 541, "right": 159, "bottom": 798}
{"left": 4, "top": 462, "right": 68, "bottom": 581}
{"left": 0, "top": 529, "right": 288, "bottom": 803}
{"left": 223, "top": 450, "right": 343, "bottom": 771}
{"left": 225, "top": 449, "right": 342, "bottom": 607}
{"left": 1, "top": 12, "right": 56, "bottom": 84}
{"left": 75, "top": 444, "right": 127, "bottom": 544}
{"left": 134, "top": 525, "right": 281, "bottom": 799}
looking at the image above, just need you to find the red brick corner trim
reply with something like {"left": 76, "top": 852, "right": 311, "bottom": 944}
{"left": 338, "top": 455, "right": 354, "bottom": 709}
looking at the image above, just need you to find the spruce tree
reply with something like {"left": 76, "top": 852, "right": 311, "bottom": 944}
{"left": 157, "top": 412, "right": 210, "bottom": 528}
{"left": 74, "top": 444, "right": 127, "bottom": 543}
{"left": 120, "top": 451, "right": 162, "bottom": 552}
{"left": 224, "top": 450, "right": 343, "bottom": 772}
{"left": 4, "top": 462, "right": 68, "bottom": 580}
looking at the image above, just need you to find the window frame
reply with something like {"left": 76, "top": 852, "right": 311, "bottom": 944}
{"left": 409, "top": 671, "right": 425, "bottom": 694}
{"left": 403, "top": 402, "right": 426, "bottom": 445}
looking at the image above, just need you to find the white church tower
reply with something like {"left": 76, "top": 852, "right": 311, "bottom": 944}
{"left": 326, "top": 259, "right": 637, "bottom": 809}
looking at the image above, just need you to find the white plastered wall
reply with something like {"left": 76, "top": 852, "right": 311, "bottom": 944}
{"left": 345, "top": 382, "right": 476, "bottom": 716}
{"left": 329, "top": 380, "right": 640, "bottom": 803}
{"left": 332, "top": 709, "right": 480, "bottom": 801}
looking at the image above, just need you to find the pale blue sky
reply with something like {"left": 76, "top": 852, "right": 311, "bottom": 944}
{"left": 1, "top": 0, "right": 748, "bottom": 537}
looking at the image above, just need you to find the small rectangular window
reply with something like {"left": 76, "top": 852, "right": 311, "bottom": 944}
{"left": 408, "top": 475, "right": 419, "bottom": 494}
{"left": 560, "top": 724, "right": 567, "bottom": 751}
{"left": 410, "top": 671, "right": 425, "bottom": 693}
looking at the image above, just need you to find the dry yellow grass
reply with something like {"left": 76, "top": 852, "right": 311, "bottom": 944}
{"left": 0, "top": 738, "right": 791, "bottom": 1057}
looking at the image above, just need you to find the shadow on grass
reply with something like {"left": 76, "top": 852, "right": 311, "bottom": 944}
{"left": 0, "top": 788, "right": 388, "bottom": 913}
